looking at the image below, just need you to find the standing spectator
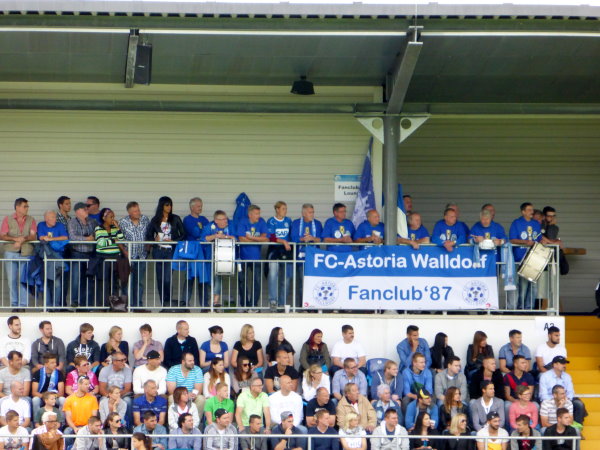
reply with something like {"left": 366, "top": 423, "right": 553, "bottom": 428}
{"left": 430, "top": 333, "right": 454, "bottom": 374}
{"left": 132, "top": 324, "right": 164, "bottom": 368}
{"left": 239, "top": 414, "right": 268, "bottom": 450}
{"left": 409, "top": 412, "right": 439, "bottom": 450}
{"left": 182, "top": 197, "right": 210, "bottom": 309}
{"left": 330, "top": 325, "right": 366, "bottom": 376}
{"left": 31, "top": 353, "right": 65, "bottom": 417}
{"left": 0, "top": 198, "right": 37, "bottom": 311}
{"left": 167, "top": 387, "right": 199, "bottom": 432}
{"left": 235, "top": 378, "right": 270, "bottom": 432}
{"left": 146, "top": 196, "right": 185, "bottom": 310}
{"left": 270, "top": 412, "right": 307, "bottom": 450}
{"left": 65, "top": 323, "right": 100, "bottom": 373}
{"left": 470, "top": 382, "right": 505, "bottom": 432}
{"left": 510, "top": 414, "right": 541, "bottom": 450}
{"left": 540, "top": 386, "right": 573, "bottom": 429}
{"left": 308, "top": 410, "right": 339, "bottom": 450}
{"left": 0, "top": 317, "right": 31, "bottom": 368}
{"left": 438, "top": 387, "right": 468, "bottom": 433}
{"left": 465, "top": 332, "right": 494, "bottom": 382}
{"left": 535, "top": 327, "right": 567, "bottom": 374}
{"left": 37, "top": 210, "right": 69, "bottom": 310}
{"left": 0, "top": 410, "right": 29, "bottom": 450}
{"left": 268, "top": 376, "right": 305, "bottom": 432}
{"left": 372, "top": 384, "right": 403, "bottom": 426}
{"left": 371, "top": 361, "right": 403, "bottom": 403}
{"left": 231, "top": 324, "right": 264, "bottom": 372}
{"left": 199, "top": 326, "right": 229, "bottom": 371}
{"left": 166, "top": 353, "right": 205, "bottom": 416}
{"left": 440, "top": 414, "right": 473, "bottom": 450}
{"left": 66, "top": 202, "right": 98, "bottom": 310}
{"left": 74, "top": 416, "right": 105, "bottom": 450}
{"left": 332, "top": 358, "right": 368, "bottom": 401}
{"left": 339, "top": 412, "right": 367, "bottom": 450}
{"left": 498, "top": 330, "right": 532, "bottom": 374}
{"left": 266, "top": 201, "right": 293, "bottom": 311}
{"left": 98, "top": 386, "right": 127, "bottom": 426}
{"left": 397, "top": 212, "right": 430, "bottom": 249}
{"left": 322, "top": 203, "right": 355, "bottom": 253}
{"left": 119, "top": 201, "right": 150, "bottom": 309}
{"left": 0, "top": 351, "right": 31, "bottom": 399}
{"left": 204, "top": 383, "right": 234, "bottom": 425}
{"left": 542, "top": 408, "right": 578, "bottom": 450}
{"left": 354, "top": 210, "right": 385, "bottom": 247}
{"left": 435, "top": 357, "right": 468, "bottom": 404}
{"left": 265, "top": 327, "right": 295, "bottom": 365}
{"left": 99, "top": 326, "right": 129, "bottom": 367}
{"left": 469, "top": 357, "right": 504, "bottom": 402}
{"left": 539, "top": 357, "right": 585, "bottom": 424}
{"left": 306, "top": 387, "right": 336, "bottom": 428}
{"left": 404, "top": 388, "right": 439, "bottom": 432}
{"left": 133, "top": 411, "right": 167, "bottom": 450}
{"left": 432, "top": 208, "right": 467, "bottom": 253}
{"left": 168, "top": 413, "right": 202, "bottom": 450}
{"left": 507, "top": 386, "right": 538, "bottom": 431}
{"left": 397, "top": 326, "right": 432, "bottom": 372}
{"left": 237, "top": 205, "right": 268, "bottom": 312}
{"left": 503, "top": 356, "right": 535, "bottom": 419}
{"left": 475, "top": 412, "right": 508, "bottom": 450}
{"left": 402, "top": 353, "right": 434, "bottom": 410}
{"left": 30, "top": 321, "right": 66, "bottom": 374}
{"left": 132, "top": 380, "right": 167, "bottom": 427}
{"left": 63, "top": 376, "right": 99, "bottom": 436}
{"left": 299, "top": 329, "right": 331, "bottom": 373}
{"left": 102, "top": 412, "right": 129, "bottom": 450}
{"left": 203, "top": 358, "right": 231, "bottom": 399}
{"left": 265, "top": 351, "right": 299, "bottom": 394}
{"left": 231, "top": 357, "right": 258, "bottom": 397}
{"left": 56, "top": 196, "right": 71, "bottom": 226}
{"left": 301, "top": 364, "right": 330, "bottom": 402}
{"left": 132, "top": 351, "right": 167, "bottom": 396}
{"left": 290, "top": 204, "right": 322, "bottom": 303}
{"left": 163, "top": 320, "right": 199, "bottom": 369}
{"left": 31, "top": 410, "right": 64, "bottom": 450}
{"left": 371, "top": 409, "right": 409, "bottom": 450}
{"left": 85, "top": 197, "right": 101, "bottom": 223}
{"left": 469, "top": 209, "right": 506, "bottom": 248}
{"left": 336, "top": 383, "right": 376, "bottom": 433}
{"left": 204, "top": 409, "right": 238, "bottom": 450}
{"left": 65, "top": 356, "right": 99, "bottom": 396}
{"left": 33, "top": 391, "right": 65, "bottom": 428}
{"left": 0, "top": 382, "right": 31, "bottom": 428}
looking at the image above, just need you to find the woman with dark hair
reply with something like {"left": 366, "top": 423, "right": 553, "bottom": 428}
{"left": 199, "top": 325, "right": 229, "bottom": 370}
{"left": 131, "top": 432, "right": 152, "bottom": 450}
{"left": 231, "top": 356, "right": 258, "bottom": 397}
{"left": 465, "top": 331, "right": 494, "bottom": 381}
{"left": 430, "top": 333, "right": 455, "bottom": 373}
{"left": 102, "top": 412, "right": 130, "bottom": 450}
{"left": 409, "top": 412, "right": 439, "bottom": 450}
{"left": 265, "top": 327, "right": 296, "bottom": 365}
{"left": 299, "top": 328, "right": 331, "bottom": 372}
{"left": 146, "top": 196, "right": 184, "bottom": 309}
{"left": 203, "top": 357, "right": 231, "bottom": 399}
{"left": 438, "top": 387, "right": 469, "bottom": 432}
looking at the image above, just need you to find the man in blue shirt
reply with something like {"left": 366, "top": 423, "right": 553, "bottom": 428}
{"left": 401, "top": 353, "right": 433, "bottom": 411}
{"left": 470, "top": 208, "right": 507, "bottom": 247}
{"left": 397, "top": 213, "right": 429, "bottom": 249}
{"left": 266, "top": 201, "right": 293, "bottom": 311}
{"left": 133, "top": 411, "right": 168, "bottom": 450}
{"left": 38, "top": 210, "right": 69, "bottom": 310}
{"left": 237, "top": 205, "right": 268, "bottom": 312}
{"left": 290, "top": 204, "right": 322, "bottom": 305}
{"left": 498, "top": 329, "right": 532, "bottom": 373}
{"left": 446, "top": 203, "right": 470, "bottom": 236}
{"left": 396, "top": 325, "right": 432, "bottom": 372}
{"left": 321, "top": 203, "right": 355, "bottom": 252}
{"left": 431, "top": 208, "right": 467, "bottom": 252}
{"left": 182, "top": 197, "right": 210, "bottom": 308}
{"left": 538, "top": 356, "right": 586, "bottom": 424}
{"left": 354, "top": 210, "right": 385, "bottom": 248}
{"left": 85, "top": 196, "right": 102, "bottom": 223}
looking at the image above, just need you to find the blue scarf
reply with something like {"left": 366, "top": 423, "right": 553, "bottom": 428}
{"left": 38, "top": 367, "right": 59, "bottom": 393}
{"left": 501, "top": 242, "right": 517, "bottom": 291}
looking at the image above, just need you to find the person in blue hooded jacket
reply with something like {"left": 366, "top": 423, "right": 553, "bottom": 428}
{"left": 38, "top": 210, "right": 69, "bottom": 310}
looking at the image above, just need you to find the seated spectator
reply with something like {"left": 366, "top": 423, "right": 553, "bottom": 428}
{"left": 542, "top": 408, "right": 578, "bottom": 450}
{"left": 0, "top": 410, "right": 29, "bottom": 450}
{"left": 30, "top": 411, "right": 64, "bottom": 450}
{"left": 203, "top": 358, "right": 231, "bottom": 399}
{"left": 441, "top": 414, "right": 473, "bottom": 450}
{"left": 231, "top": 324, "right": 264, "bottom": 373}
{"left": 132, "top": 380, "right": 167, "bottom": 427}
{"left": 409, "top": 411, "right": 440, "bottom": 450}
{"left": 475, "top": 412, "right": 508, "bottom": 450}
{"left": 469, "top": 357, "right": 504, "bottom": 402}
{"left": 102, "top": 411, "right": 130, "bottom": 450}
{"left": 405, "top": 388, "right": 439, "bottom": 432}
{"left": 65, "top": 323, "right": 100, "bottom": 373}
{"left": 204, "top": 383, "right": 234, "bottom": 426}
{"left": 0, "top": 351, "right": 31, "bottom": 399}
{"left": 132, "top": 351, "right": 167, "bottom": 396}
{"left": 65, "top": 355, "right": 99, "bottom": 396}
{"left": 470, "top": 381, "right": 505, "bottom": 432}
{"left": 306, "top": 387, "right": 336, "bottom": 428}
{"left": 540, "top": 386, "right": 573, "bottom": 429}
{"left": 0, "top": 318, "right": 31, "bottom": 369}
{"left": 74, "top": 416, "right": 105, "bottom": 450}
{"left": 270, "top": 412, "right": 307, "bottom": 450}
{"left": 131, "top": 432, "right": 152, "bottom": 450}
{"left": 265, "top": 350, "right": 300, "bottom": 394}
{"left": 168, "top": 413, "right": 202, "bottom": 450}
{"left": 339, "top": 412, "right": 367, "bottom": 450}
{"left": 402, "top": 353, "right": 434, "bottom": 410}
{"left": 336, "top": 383, "right": 376, "bottom": 434}
{"left": 204, "top": 409, "right": 238, "bottom": 450}
{"left": 511, "top": 414, "right": 541, "bottom": 450}
{"left": 498, "top": 330, "right": 532, "bottom": 374}
{"left": 167, "top": 387, "right": 200, "bottom": 432}
{"left": 30, "top": 321, "right": 66, "bottom": 374}
{"left": 98, "top": 351, "right": 133, "bottom": 419}
{"left": 31, "top": 353, "right": 65, "bottom": 417}
{"left": 239, "top": 414, "right": 268, "bottom": 450}
{"left": 231, "top": 356, "right": 259, "bottom": 397}
{"left": 438, "top": 387, "right": 468, "bottom": 433}
{"left": 99, "top": 385, "right": 127, "bottom": 427}
{"left": 539, "top": 357, "right": 585, "bottom": 425}
{"left": 332, "top": 357, "right": 368, "bottom": 401}
{"left": 330, "top": 325, "right": 367, "bottom": 376}
{"left": 430, "top": 333, "right": 454, "bottom": 374}
{"left": 132, "top": 324, "right": 164, "bottom": 368}
{"left": 535, "top": 327, "right": 567, "bottom": 374}
{"left": 266, "top": 327, "right": 296, "bottom": 365}
{"left": 133, "top": 411, "right": 168, "bottom": 450}
{"left": 371, "top": 409, "right": 409, "bottom": 450}
{"left": 397, "top": 326, "right": 432, "bottom": 372}
{"left": 372, "top": 384, "right": 403, "bottom": 426}
{"left": 354, "top": 210, "right": 385, "bottom": 247}
{"left": 163, "top": 320, "right": 200, "bottom": 370}
{"left": 199, "top": 326, "right": 229, "bottom": 371}
{"left": 99, "top": 326, "right": 129, "bottom": 367}
{"left": 299, "top": 329, "right": 331, "bottom": 373}
{"left": 397, "top": 212, "right": 430, "bottom": 250}
{"left": 465, "top": 332, "right": 494, "bottom": 382}
{"left": 235, "top": 378, "right": 271, "bottom": 432}
{"left": 434, "top": 357, "right": 468, "bottom": 405}
{"left": 269, "top": 375, "right": 305, "bottom": 433}
{"left": 302, "top": 364, "right": 331, "bottom": 402}
{"left": 371, "top": 361, "right": 403, "bottom": 402}
{"left": 322, "top": 203, "right": 356, "bottom": 253}
{"left": 0, "top": 382, "right": 31, "bottom": 429}
{"left": 63, "top": 376, "right": 99, "bottom": 436}
{"left": 432, "top": 207, "right": 467, "bottom": 252}
{"left": 508, "top": 386, "right": 538, "bottom": 432}
{"left": 503, "top": 355, "right": 535, "bottom": 419}
{"left": 308, "top": 409, "right": 339, "bottom": 450}
{"left": 166, "top": 352, "right": 205, "bottom": 417}
{"left": 33, "top": 391, "right": 65, "bottom": 429}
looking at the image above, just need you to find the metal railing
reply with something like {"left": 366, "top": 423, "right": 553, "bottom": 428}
{"left": 0, "top": 241, "right": 560, "bottom": 314}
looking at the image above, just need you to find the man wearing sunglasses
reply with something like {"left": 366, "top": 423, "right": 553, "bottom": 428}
{"left": 85, "top": 197, "right": 102, "bottom": 224}
{"left": 98, "top": 351, "right": 133, "bottom": 425}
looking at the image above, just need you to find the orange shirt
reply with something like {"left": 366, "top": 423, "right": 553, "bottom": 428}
{"left": 63, "top": 393, "right": 98, "bottom": 427}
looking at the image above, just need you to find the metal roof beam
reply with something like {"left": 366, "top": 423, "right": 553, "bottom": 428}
{"left": 386, "top": 26, "right": 422, "bottom": 115}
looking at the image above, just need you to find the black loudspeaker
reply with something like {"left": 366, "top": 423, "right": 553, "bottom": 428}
{"left": 134, "top": 44, "right": 152, "bottom": 85}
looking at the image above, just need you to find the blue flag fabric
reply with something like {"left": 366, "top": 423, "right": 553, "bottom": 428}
{"left": 352, "top": 138, "right": 376, "bottom": 229}
{"left": 233, "top": 192, "right": 251, "bottom": 225}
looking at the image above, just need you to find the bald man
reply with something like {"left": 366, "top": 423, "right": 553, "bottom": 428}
{"left": 355, "top": 210, "right": 385, "bottom": 246}
{"left": 397, "top": 213, "right": 430, "bottom": 250}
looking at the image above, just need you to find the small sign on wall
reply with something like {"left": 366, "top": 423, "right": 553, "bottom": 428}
{"left": 334, "top": 174, "right": 360, "bottom": 202}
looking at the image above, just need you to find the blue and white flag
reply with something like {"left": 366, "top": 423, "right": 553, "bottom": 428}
{"left": 351, "top": 138, "right": 376, "bottom": 229}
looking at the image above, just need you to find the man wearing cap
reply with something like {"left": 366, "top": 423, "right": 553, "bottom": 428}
{"left": 471, "top": 381, "right": 505, "bottom": 432}
{"left": 204, "top": 409, "right": 238, "bottom": 450}
{"left": 475, "top": 412, "right": 509, "bottom": 450}
{"left": 404, "top": 388, "right": 439, "bottom": 432}
{"left": 132, "top": 350, "right": 167, "bottom": 396}
{"left": 270, "top": 411, "right": 307, "bottom": 450}
{"left": 132, "top": 380, "right": 167, "bottom": 426}
{"left": 268, "top": 375, "right": 305, "bottom": 433}
{"left": 336, "top": 383, "right": 376, "bottom": 433}
{"left": 539, "top": 356, "right": 586, "bottom": 424}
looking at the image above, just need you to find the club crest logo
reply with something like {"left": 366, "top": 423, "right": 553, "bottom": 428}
{"left": 462, "top": 280, "right": 489, "bottom": 307}
{"left": 313, "top": 281, "right": 339, "bottom": 306}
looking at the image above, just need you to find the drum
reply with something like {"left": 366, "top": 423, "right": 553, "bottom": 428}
{"left": 518, "top": 242, "right": 553, "bottom": 283}
{"left": 214, "top": 238, "right": 236, "bottom": 275}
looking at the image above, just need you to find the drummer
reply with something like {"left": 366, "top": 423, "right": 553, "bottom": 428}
{"left": 470, "top": 208, "right": 507, "bottom": 248}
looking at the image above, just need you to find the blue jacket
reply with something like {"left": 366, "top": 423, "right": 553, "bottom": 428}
{"left": 402, "top": 367, "right": 433, "bottom": 397}
{"left": 396, "top": 338, "right": 432, "bottom": 371}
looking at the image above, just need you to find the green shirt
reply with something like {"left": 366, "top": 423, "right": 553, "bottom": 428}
{"left": 236, "top": 390, "right": 269, "bottom": 426}
{"left": 94, "top": 225, "right": 124, "bottom": 255}
{"left": 204, "top": 396, "right": 235, "bottom": 421}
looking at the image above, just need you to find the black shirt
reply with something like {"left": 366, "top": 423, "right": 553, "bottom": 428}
{"left": 306, "top": 398, "right": 336, "bottom": 418}
{"left": 31, "top": 369, "right": 65, "bottom": 392}
{"left": 542, "top": 424, "right": 578, "bottom": 450}
{"left": 233, "top": 341, "right": 263, "bottom": 367}
{"left": 264, "top": 365, "right": 299, "bottom": 391}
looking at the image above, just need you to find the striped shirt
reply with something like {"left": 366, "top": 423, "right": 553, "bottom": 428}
{"left": 540, "top": 398, "right": 573, "bottom": 425}
{"left": 94, "top": 226, "right": 124, "bottom": 255}
{"left": 166, "top": 364, "right": 204, "bottom": 392}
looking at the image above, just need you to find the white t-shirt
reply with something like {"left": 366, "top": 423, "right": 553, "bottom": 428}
{"left": 268, "top": 391, "right": 304, "bottom": 426}
{"left": 132, "top": 364, "right": 168, "bottom": 395}
{"left": 0, "top": 397, "right": 30, "bottom": 424}
{"left": 331, "top": 340, "right": 366, "bottom": 363}
{"left": 0, "top": 426, "right": 29, "bottom": 450}
{"left": 339, "top": 429, "right": 366, "bottom": 448}
{"left": 476, "top": 426, "right": 509, "bottom": 444}
{"left": 535, "top": 343, "right": 568, "bottom": 367}
{"left": 0, "top": 336, "right": 32, "bottom": 364}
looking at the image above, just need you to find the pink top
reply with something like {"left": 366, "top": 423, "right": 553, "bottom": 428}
{"left": 65, "top": 370, "right": 99, "bottom": 393}
{"left": 509, "top": 401, "right": 539, "bottom": 429}
{"left": 1, "top": 213, "right": 37, "bottom": 234}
